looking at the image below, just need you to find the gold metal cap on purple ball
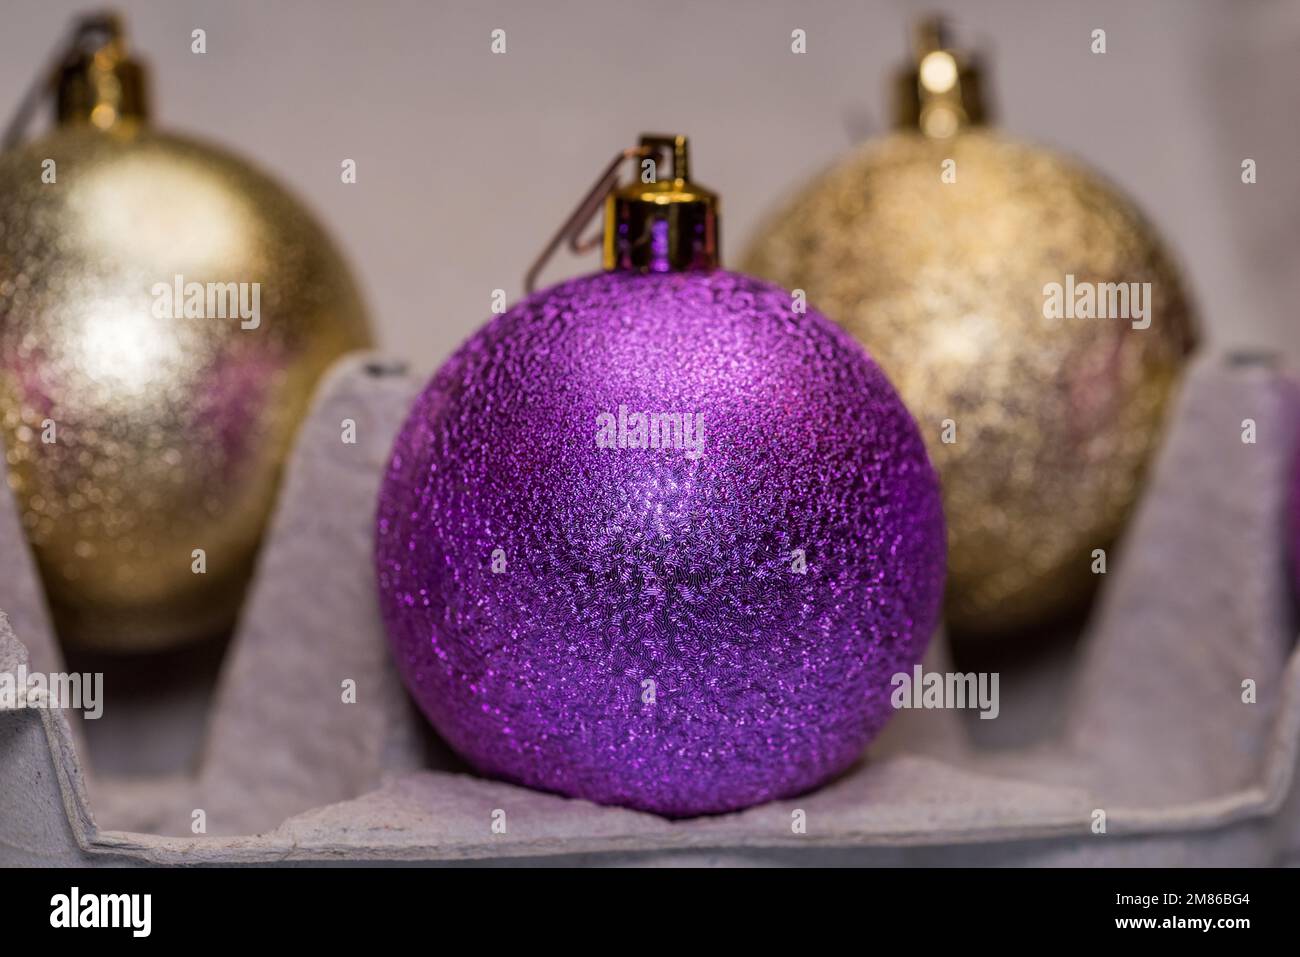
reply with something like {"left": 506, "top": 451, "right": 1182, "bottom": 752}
{"left": 524, "top": 133, "right": 720, "bottom": 294}
{"left": 603, "top": 133, "right": 720, "bottom": 274}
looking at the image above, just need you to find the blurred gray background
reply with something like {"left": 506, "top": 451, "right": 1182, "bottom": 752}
{"left": 2, "top": 0, "right": 1296, "bottom": 378}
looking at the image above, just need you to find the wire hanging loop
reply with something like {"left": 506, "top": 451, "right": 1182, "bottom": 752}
{"left": 522, "top": 143, "right": 654, "bottom": 295}
{"left": 2, "top": 10, "right": 124, "bottom": 151}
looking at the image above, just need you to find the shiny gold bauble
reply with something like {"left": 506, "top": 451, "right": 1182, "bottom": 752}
{"left": 742, "top": 129, "right": 1196, "bottom": 636}
{"left": 0, "top": 123, "right": 371, "bottom": 650}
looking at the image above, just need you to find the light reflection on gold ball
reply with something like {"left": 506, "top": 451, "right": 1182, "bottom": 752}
{"left": 0, "top": 124, "right": 371, "bottom": 650}
{"left": 743, "top": 131, "right": 1196, "bottom": 636}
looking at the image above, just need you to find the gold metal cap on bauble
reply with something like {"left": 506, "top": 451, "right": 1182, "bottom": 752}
{"left": 603, "top": 134, "right": 720, "bottom": 274}
{"left": 891, "top": 16, "right": 989, "bottom": 138}
{"left": 54, "top": 12, "right": 149, "bottom": 131}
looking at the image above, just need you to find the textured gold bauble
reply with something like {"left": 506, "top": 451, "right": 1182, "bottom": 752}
{"left": 743, "top": 130, "right": 1196, "bottom": 636}
{"left": 0, "top": 124, "right": 371, "bottom": 650}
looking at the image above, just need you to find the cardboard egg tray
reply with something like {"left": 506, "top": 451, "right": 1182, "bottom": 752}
{"left": 1, "top": 351, "right": 1297, "bottom": 866}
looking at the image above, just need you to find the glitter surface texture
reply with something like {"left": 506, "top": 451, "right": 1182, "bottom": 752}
{"left": 0, "top": 126, "right": 371, "bottom": 649}
{"left": 375, "top": 269, "right": 945, "bottom": 817}
{"left": 743, "top": 130, "right": 1197, "bottom": 636}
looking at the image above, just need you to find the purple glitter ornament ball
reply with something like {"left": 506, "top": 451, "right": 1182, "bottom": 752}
{"left": 375, "top": 269, "right": 945, "bottom": 816}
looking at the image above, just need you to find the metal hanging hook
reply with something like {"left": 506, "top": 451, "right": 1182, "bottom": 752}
{"left": 522, "top": 143, "right": 653, "bottom": 295}
{"left": 2, "top": 10, "right": 126, "bottom": 151}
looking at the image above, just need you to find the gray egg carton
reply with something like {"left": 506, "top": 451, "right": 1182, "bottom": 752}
{"left": 1, "top": 351, "right": 1298, "bottom": 866}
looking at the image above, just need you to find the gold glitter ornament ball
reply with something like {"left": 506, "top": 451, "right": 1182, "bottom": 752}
{"left": 742, "top": 24, "right": 1196, "bottom": 637}
{"left": 0, "top": 20, "right": 371, "bottom": 650}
